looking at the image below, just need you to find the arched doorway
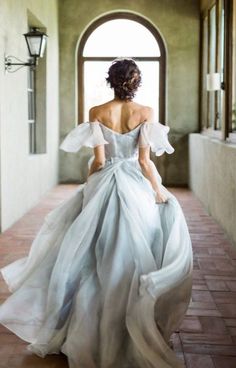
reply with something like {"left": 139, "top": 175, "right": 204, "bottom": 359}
{"left": 77, "top": 13, "right": 166, "bottom": 122}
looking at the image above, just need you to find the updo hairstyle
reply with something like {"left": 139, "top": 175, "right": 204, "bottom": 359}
{"left": 106, "top": 58, "right": 142, "bottom": 101}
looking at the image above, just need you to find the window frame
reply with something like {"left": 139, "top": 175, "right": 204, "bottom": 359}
{"left": 77, "top": 12, "right": 166, "bottom": 123}
{"left": 28, "top": 64, "right": 36, "bottom": 154}
{"left": 200, "top": 0, "right": 236, "bottom": 142}
{"left": 224, "top": 0, "right": 234, "bottom": 141}
{"left": 27, "top": 20, "right": 47, "bottom": 155}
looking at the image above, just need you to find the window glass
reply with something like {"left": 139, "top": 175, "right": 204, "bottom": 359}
{"left": 201, "top": 0, "right": 236, "bottom": 138}
{"left": 84, "top": 60, "right": 159, "bottom": 121}
{"left": 83, "top": 19, "right": 160, "bottom": 57}
{"left": 81, "top": 18, "right": 164, "bottom": 121}
{"left": 208, "top": 5, "right": 216, "bottom": 128}
{"left": 28, "top": 67, "right": 36, "bottom": 153}
{"left": 232, "top": 1, "right": 236, "bottom": 131}
{"left": 201, "top": 16, "right": 208, "bottom": 128}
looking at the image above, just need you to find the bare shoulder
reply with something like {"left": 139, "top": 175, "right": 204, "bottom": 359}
{"left": 144, "top": 105, "right": 154, "bottom": 118}
{"left": 89, "top": 101, "right": 111, "bottom": 121}
{"left": 89, "top": 105, "right": 99, "bottom": 121}
{"left": 138, "top": 104, "right": 154, "bottom": 123}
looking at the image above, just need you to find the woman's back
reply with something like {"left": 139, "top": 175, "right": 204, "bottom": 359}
{"left": 90, "top": 98, "right": 153, "bottom": 134}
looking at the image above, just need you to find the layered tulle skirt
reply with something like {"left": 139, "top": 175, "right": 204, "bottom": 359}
{"left": 0, "top": 157, "right": 193, "bottom": 368}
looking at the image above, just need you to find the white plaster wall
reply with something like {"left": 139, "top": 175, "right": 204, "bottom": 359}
{"left": 189, "top": 133, "right": 236, "bottom": 247}
{"left": 0, "top": 0, "right": 59, "bottom": 231}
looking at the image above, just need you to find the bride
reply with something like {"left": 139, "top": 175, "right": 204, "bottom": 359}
{"left": 0, "top": 58, "right": 193, "bottom": 368}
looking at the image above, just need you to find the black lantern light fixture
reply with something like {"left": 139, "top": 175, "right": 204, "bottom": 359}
{"left": 5, "top": 27, "right": 48, "bottom": 73}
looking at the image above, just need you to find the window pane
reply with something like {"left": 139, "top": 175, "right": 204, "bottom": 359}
{"left": 134, "top": 61, "right": 159, "bottom": 120}
{"left": 201, "top": 16, "right": 208, "bottom": 129}
{"left": 84, "top": 61, "right": 159, "bottom": 121}
{"left": 84, "top": 61, "right": 113, "bottom": 120}
{"left": 209, "top": 6, "right": 216, "bottom": 73}
{"left": 83, "top": 19, "right": 160, "bottom": 57}
{"left": 28, "top": 67, "right": 36, "bottom": 153}
{"left": 232, "top": 1, "right": 236, "bottom": 131}
{"left": 216, "top": 3, "right": 225, "bottom": 130}
{"left": 28, "top": 91, "right": 35, "bottom": 121}
{"left": 209, "top": 5, "right": 216, "bottom": 128}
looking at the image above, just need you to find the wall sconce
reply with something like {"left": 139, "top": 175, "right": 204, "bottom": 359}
{"left": 5, "top": 27, "right": 48, "bottom": 73}
{"left": 206, "top": 73, "right": 222, "bottom": 91}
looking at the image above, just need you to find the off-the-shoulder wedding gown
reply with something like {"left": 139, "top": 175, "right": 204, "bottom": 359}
{"left": 0, "top": 121, "right": 193, "bottom": 368}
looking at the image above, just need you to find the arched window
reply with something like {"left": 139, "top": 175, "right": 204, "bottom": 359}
{"left": 77, "top": 13, "right": 166, "bottom": 122}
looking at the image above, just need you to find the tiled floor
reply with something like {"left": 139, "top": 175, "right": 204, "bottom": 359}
{"left": 0, "top": 185, "right": 236, "bottom": 368}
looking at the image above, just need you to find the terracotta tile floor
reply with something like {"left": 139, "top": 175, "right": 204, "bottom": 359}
{"left": 0, "top": 185, "right": 236, "bottom": 368}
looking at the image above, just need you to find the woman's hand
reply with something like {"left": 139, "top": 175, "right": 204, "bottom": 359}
{"left": 155, "top": 191, "right": 168, "bottom": 204}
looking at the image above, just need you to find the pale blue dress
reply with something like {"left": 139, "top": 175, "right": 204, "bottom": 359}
{"left": 0, "top": 121, "right": 193, "bottom": 368}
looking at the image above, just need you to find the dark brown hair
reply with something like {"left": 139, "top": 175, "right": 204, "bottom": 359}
{"left": 106, "top": 58, "right": 142, "bottom": 101}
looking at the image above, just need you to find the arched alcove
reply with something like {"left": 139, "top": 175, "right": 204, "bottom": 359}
{"left": 77, "top": 13, "right": 166, "bottom": 122}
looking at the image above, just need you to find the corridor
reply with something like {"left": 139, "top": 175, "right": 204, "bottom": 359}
{"left": 0, "top": 185, "right": 235, "bottom": 368}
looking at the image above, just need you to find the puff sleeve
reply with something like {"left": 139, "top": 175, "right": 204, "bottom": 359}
{"left": 59, "top": 122, "right": 109, "bottom": 153}
{"left": 138, "top": 122, "right": 175, "bottom": 156}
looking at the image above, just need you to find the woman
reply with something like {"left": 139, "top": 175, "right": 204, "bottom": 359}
{"left": 0, "top": 58, "right": 193, "bottom": 368}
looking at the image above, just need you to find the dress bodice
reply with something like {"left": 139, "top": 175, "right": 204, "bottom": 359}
{"left": 59, "top": 121, "right": 175, "bottom": 159}
{"left": 99, "top": 123, "right": 141, "bottom": 160}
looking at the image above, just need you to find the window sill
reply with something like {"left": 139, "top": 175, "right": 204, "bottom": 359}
{"left": 28, "top": 152, "right": 47, "bottom": 157}
{"left": 201, "top": 128, "right": 223, "bottom": 140}
{"left": 200, "top": 128, "right": 236, "bottom": 146}
{"left": 226, "top": 132, "right": 236, "bottom": 144}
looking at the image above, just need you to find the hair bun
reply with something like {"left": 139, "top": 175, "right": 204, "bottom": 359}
{"left": 106, "top": 58, "right": 141, "bottom": 100}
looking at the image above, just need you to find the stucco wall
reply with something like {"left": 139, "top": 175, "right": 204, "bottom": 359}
{"left": 0, "top": 0, "right": 59, "bottom": 231}
{"left": 200, "top": 0, "right": 215, "bottom": 12}
{"left": 189, "top": 134, "right": 236, "bottom": 247}
{"left": 58, "top": 0, "right": 200, "bottom": 185}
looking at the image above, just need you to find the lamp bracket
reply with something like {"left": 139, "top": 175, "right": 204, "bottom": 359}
{"left": 5, "top": 55, "right": 37, "bottom": 73}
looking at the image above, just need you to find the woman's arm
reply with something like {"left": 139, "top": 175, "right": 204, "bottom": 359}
{"left": 138, "top": 146, "right": 168, "bottom": 203}
{"left": 138, "top": 107, "right": 168, "bottom": 203}
{"left": 87, "top": 107, "right": 106, "bottom": 178}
